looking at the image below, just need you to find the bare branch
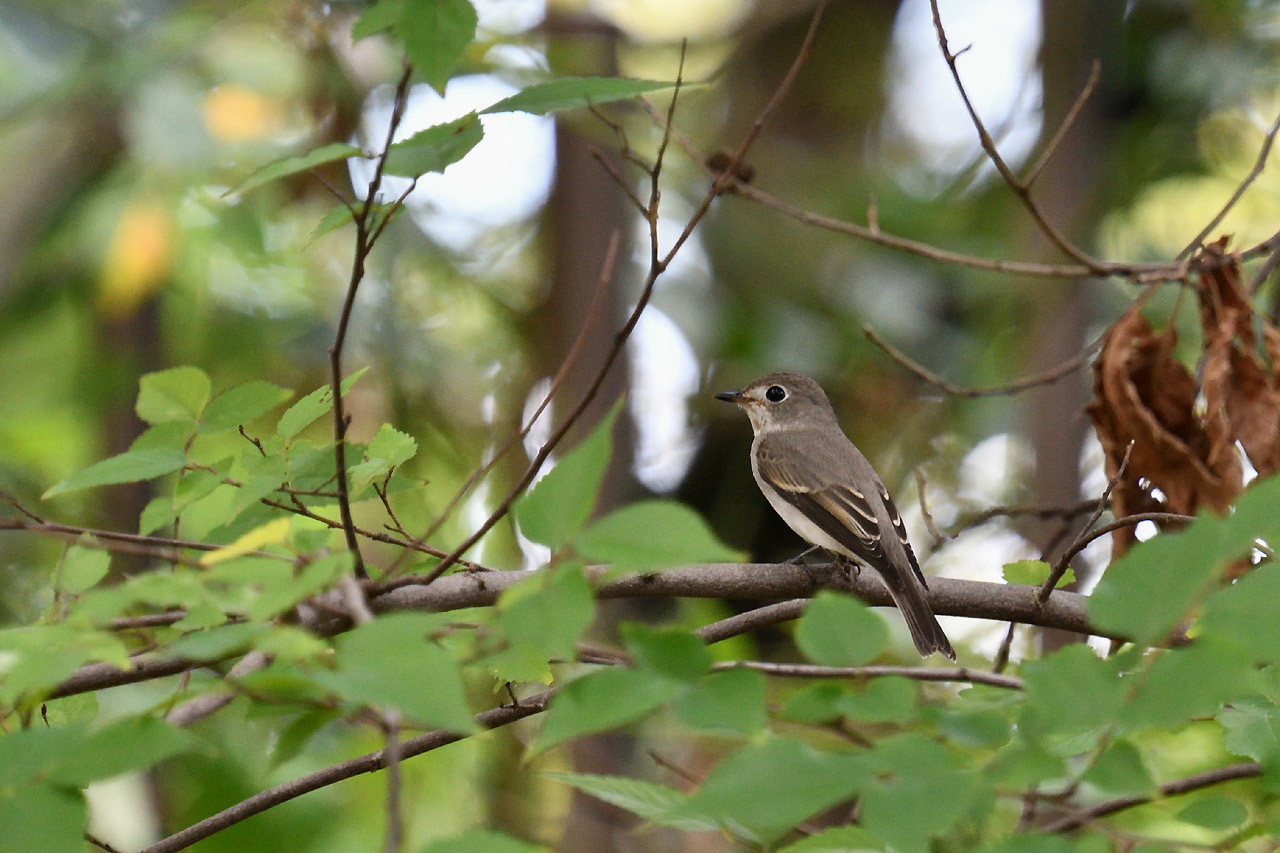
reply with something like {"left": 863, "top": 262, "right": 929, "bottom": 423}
{"left": 1041, "top": 762, "right": 1261, "bottom": 832}
{"left": 864, "top": 325, "right": 1100, "bottom": 398}
{"left": 718, "top": 660, "right": 1024, "bottom": 690}
{"left": 1023, "top": 59, "right": 1101, "bottom": 187}
{"left": 1178, "top": 110, "right": 1280, "bottom": 260}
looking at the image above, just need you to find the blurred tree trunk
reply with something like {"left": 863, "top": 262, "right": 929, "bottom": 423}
{"left": 1022, "top": 0, "right": 1121, "bottom": 652}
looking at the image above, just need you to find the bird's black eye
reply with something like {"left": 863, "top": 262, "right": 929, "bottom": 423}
{"left": 765, "top": 385, "right": 787, "bottom": 403}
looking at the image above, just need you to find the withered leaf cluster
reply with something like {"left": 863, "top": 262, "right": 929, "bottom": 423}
{"left": 1087, "top": 238, "right": 1280, "bottom": 558}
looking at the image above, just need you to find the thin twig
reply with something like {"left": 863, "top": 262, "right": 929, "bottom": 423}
{"left": 1054, "top": 511, "right": 1195, "bottom": 573}
{"left": 948, "top": 499, "right": 1102, "bottom": 538}
{"left": 138, "top": 691, "right": 556, "bottom": 853}
{"left": 385, "top": 231, "right": 621, "bottom": 576}
{"left": 1023, "top": 59, "right": 1100, "bottom": 187}
{"left": 1249, "top": 226, "right": 1280, "bottom": 295}
{"left": 382, "top": 711, "right": 403, "bottom": 853}
{"left": 329, "top": 62, "right": 414, "bottom": 580}
{"left": 1038, "top": 442, "right": 1133, "bottom": 605}
{"left": 717, "top": 660, "right": 1024, "bottom": 690}
{"left": 913, "top": 468, "right": 947, "bottom": 547}
{"left": 929, "top": 0, "right": 1107, "bottom": 273}
{"left": 865, "top": 326, "right": 1100, "bottom": 399}
{"left": 1177, "top": 110, "right": 1280, "bottom": 261}
{"left": 1040, "top": 762, "right": 1261, "bottom": 833}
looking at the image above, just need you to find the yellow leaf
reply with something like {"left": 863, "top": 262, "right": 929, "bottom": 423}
{"left": 203, "top": 84, "right": 283, "bottom": 142}
{"left": 200, "top": 518, "right": 292, "bottom": 566}
{"left": 98, "top": 201, "right": 172, "bottom": 319}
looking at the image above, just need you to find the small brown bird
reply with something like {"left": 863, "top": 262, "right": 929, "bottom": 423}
{"left": 716, "top": 371, "right": 955, "bottom": 660}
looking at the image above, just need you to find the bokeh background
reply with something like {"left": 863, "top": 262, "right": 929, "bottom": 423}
{"left": 2, "top": 0, "right": 1280, "bottom": 849}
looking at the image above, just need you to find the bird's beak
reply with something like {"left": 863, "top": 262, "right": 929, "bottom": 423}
{"left": 714, "top": 390, "right": 746, "bottom": 404}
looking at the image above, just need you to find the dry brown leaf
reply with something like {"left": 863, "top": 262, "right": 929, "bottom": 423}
{"left": 1087, "top": 304, "right": 1242, "bottom": 557}
{"left": 1198, "top": 238, "right": 1280, "bottom": 476}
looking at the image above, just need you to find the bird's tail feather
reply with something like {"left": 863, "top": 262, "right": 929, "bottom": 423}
{"left": 883, "top": 575, "right": 955, "bottom": 660}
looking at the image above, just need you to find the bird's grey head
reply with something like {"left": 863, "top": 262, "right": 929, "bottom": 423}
{"left": 714, "top": 371, "right": 839, "bottom": 434}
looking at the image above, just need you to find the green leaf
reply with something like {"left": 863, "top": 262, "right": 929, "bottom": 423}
{"left": 1090, "top": 473, "right": 1280, "bottom": 645}
{"left": 352, "top": 0, "right": 403, "bottom": 39}
{"left": 0, "top": 785, "right": 85, "bottom": 853}
{"left": 488, "top": 564, "right": 594, "bottom": 683}
{"left": 779, "top": 826, "right": 886, "bottom": 852}
{"left": 1219, "top": 698, "right": 1280, "bottom": 762}
{"left": 167, "top": 622, "right": 269, "bottom": 661}
{"left": 136, "top": 366, "right": 212, "bottom": 425}
{"left": 349, "top": 423, "right": 417, "bottom": 496}
{"left": 837, "top": 677, "right": 918, "bottom": 723}
{"left": 383, "top": 113, "right": 483, "bottom": 178}
{"left": 666, "top": 736, "right": 868, "bottom": 845}
{"left": 396, "top": 0, "right": 477, "bottom": 93}
{"left": 200, "top": 380, "right": 293, "bottom": 433}
{"left": 270, "top": 708, "right": 341, "bottom": 769}
{"left": 276, "top": 367, "right": 369, "bottom": 441}
{"left": 1002, "top": 559, "right": 1073, "bottom": 588}
{"left": 231, "top": 141, "right": 363, "bottom": 196}
{"left": 43, "top": 447, "right": 186, "bottom": 498}
{"left": 481, "top": 76, "right": 687, "bottom": 116}
{"left": 1177, "top": 795, "right": 1248, "bottom": 831}
{"left": 55, "top": 715, "right": 201, "bottom": 786}
{"left": 620, "top": 623, "right": 710, "bottom": 684}
{"left": 545, "top": 772, "right": 707, "bottom": 831}
{"left": 515, "top": 405, "right": 619, "bottom": 550}
{"left": 1080, "top": 739, "right": 1154, "bottom": 797}
{"left": 1120, "top": 639, "right": 1258, "bottom": 731}
{"left": 574, "top": 500, "right": 744, "bottom": 570}
{"left": 672, "top": 668, "right": 767, "bottom": 735}
{"left": 60, "top": 545, "right": 111, "bottom": 594}
{"left": 858, "top": 734, "right": 980, "bottom": 853}
{"left": 0, "top": 625, "right": 129, "bottom": 704}
{"left": 780, "top": 682, "right": 847, "bottom": 724}
{"left": 1020, "top": 645, "right": 1124, "bottom": 738}
{"left": 321, "top": 612, "right": 476, "bottom": 732}
{"left": 794, "top": 591, "right": 890, "bottom": 667}
{"left": 419, "top": 829, "right": 548, "bottom": 853}
{"left": 1203, "top": 561, "right": 1280, "bottom": 664}
{"left": 533, "top": 668, "right": 681, "bottom": 754}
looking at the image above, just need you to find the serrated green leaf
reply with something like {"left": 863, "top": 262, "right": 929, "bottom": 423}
{"left": 620, "top": 623, "right": 710, "bottom": 684}
{"left": 672, "top": 668, "right": 767, "bottom": 735}
{"left": 0, "top": 625, "right": 129, "bottom": 703}
{"left": 1120, "top": 639, "right": 1258, "bottom": 731}
{"left": 1003, "top": 559, "right": 1073, "bottom": 588}
{"left": 200, "top": 381, "right": 293, "bottom": 433}
{"left": 858, "top": 734, "right": 980, "bottom": 853}
{"left": 488, "top": 564, "right": 594, "bottom": 683}
{"left": 276, "top": 368, "right": 369, "bottom": 440}
{"left": 533, "top": 668, "right": 680, "bottom": 754}
{"left": 545, "top": 772, "right": 704, "bottom": 830}
{"left": 482, "top": 76, "right": 686, "bottom": 116}
{"left": 1090, "top": 473, "right": 1280, "bottom": 645}
{"left": 665, "top": 736, "right": 868, "bottom": 845}
{"left": 55, "top": 716, "right": 201, "bottom": 786}
{"left": 167, "top": 621, "right": 269, "bottom": 661}
{"left": 43, "top": 447, "right": 186, "bottom": 499}
{"left": 574, "top": 500, "right": 744, "bottom": 570}
{"left": 321, "top": 612, "right": 476, "bottom": 732}
{"left": 136, "top": 366, "right": 211, "bottom": 425}
{"left": 349, "top": 423, "right": 417, "bottom": 496}
{"left": 396, "top": 0, "right": 477, "bottom": 92}
{"left": 383, "top": 113, "right": 483, "bottom": 177}
{"left": 231, "top": 141, "right": 362, "bottom": 196}
{"left": 515, "top": 405, "right": 619, "bottom": 550}
{"left": 780, "top": 682, "right": 848, "bottom": 724}
{"left": 60, "top": 545, "right": 110, "bottom": 594}
{"left": 1020, "top": 645, "right": 1124, "bottom": 738}
{"left": 794, "top": 591, "right": 889, "bottom": 667}
{"left": 1220, "top": 698, "right": 1280, "bottom": 762}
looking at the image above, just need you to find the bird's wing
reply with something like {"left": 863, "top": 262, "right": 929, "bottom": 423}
{"left": 757, "top": 434, "right": 928, "bottom": 588}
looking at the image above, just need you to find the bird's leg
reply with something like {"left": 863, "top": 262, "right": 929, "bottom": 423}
{"left": 786, "top": 545, "right": 821, "bottom": 565}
